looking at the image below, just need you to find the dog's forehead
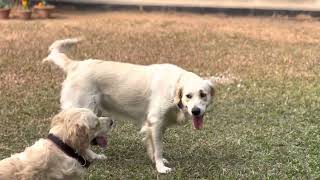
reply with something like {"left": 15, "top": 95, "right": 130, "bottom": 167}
{"left": 201, "top": 80, "right": 212, "bottom": 92}
{"left": 71, "top": 108, "right": 97, "bottom": 124}
{"left": 184, "top": 79, "right": 210, "bottom": 93}
{"left": 182, "top": 72, "right": 210, "bottom": 90}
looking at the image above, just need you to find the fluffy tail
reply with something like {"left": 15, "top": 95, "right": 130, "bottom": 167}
{"left": 42, "top": 37, "right": 83, "bottom": 73}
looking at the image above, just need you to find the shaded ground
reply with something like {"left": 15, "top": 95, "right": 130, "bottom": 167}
{"left": 1, "top": 11, "right": 320, "bottom": 179}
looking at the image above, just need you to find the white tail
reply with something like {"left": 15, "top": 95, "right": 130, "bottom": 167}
{"left": 42, "top": 37, "right": 84, "bottom": 72}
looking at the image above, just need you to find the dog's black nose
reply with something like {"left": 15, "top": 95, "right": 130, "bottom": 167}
{"left": 110, "top": 120, "right": 114, "bottom": 126}
{"left": 191, "top": 107, "right": 201, "bottom": 116}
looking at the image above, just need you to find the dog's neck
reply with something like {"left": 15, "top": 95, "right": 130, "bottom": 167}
{"left": 49, "top": 126, "right": 80, "bottom": 151}
{"left": 47, "top": 133, "right": 91, "bottom": 168}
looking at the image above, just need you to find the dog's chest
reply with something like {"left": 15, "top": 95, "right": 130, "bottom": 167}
{"left": 164, "top": 107, "right": 188, "bottom": 126}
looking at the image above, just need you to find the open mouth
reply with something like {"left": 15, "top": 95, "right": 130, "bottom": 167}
{"left": 90, "top": 135, "right": 108, "bottom": 148}
{"left": 192, "top": 115, "right": 204, "bottom": 130}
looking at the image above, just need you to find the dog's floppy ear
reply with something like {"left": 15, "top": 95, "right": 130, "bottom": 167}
{"left": 65, "top": 114, "right": 90, "bottom": 152}
{"left": 206, "top": 79, "right": 215, "bottom": 97}
{"left": 174, "top": 85, "right": 183, "bottom": 105}
{"left": 67, "top": 123, "right": 89, "bottom": 152}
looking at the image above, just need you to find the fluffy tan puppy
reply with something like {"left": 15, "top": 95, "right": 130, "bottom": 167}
{"left": 0, "top": 108, "right": 113, "bottom": 180}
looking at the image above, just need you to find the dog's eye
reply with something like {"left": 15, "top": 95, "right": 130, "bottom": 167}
{"left": 186, "top": 94, "right": 192, "bottom": 99}
{"left": 200, "top": 92, "right": 207, "bottom": 98}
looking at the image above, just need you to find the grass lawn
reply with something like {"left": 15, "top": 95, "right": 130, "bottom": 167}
{"left": 1, "top": 11, "right": 320, "bottom": 179}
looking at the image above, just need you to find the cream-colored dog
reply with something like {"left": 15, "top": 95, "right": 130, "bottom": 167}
{"left": 43, "top": 38, "right": 215, "bottom": 173}
{"left": 0, "top": 108, "right": 113, "bottom": 180}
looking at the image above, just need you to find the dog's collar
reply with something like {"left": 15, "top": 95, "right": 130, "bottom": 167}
{"left": 47, "top": 133, "right": 91, "bottom": 168}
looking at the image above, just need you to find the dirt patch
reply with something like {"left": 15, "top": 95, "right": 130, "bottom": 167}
{"left": 210, "top": 74, "right": 241, "bottom": 86}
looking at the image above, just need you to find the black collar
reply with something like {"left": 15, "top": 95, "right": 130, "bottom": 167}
{"left": 47, "top": 133, "right": 91, "bottom": 168}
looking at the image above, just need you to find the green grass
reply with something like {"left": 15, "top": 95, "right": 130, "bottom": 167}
{"left": 1, "top": 11, "right": 320, "bottom": 179}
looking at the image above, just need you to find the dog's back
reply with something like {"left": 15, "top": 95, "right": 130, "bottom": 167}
{"left": 0, "top": 139, "right": 83, "bottom": 180}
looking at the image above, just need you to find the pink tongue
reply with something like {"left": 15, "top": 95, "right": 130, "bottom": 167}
{"left": 96, "top": 136, "right": 107, "bottom": 148}
{"left": 192, "top": 116, "right": 203, "bottom": 130}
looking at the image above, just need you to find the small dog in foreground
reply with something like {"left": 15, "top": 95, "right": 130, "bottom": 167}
{"left": 0, "top": 108, "right": 113, "bottom": 180}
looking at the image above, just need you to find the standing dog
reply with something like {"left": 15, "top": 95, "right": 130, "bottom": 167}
{"left": 0, "top": 108, "right": 113, "bottom": 180}
{"left": 43, "top": 38, "right": 215, "bottom": 173}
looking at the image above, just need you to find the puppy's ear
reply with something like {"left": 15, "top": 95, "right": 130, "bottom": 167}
{"left": 206, "top": 79, "right": 215, "bottom": 97}
{"left": 65, "top": 113, "right": 90, "bottom": 152}
{"left": 210, "top": 85, "right": 215, "bottom": 97}
{"left": 67, "top": 123, "right": 89, "bottom": 152}
{"left": 174, "top": 85, "right": 183, "bottom": 105}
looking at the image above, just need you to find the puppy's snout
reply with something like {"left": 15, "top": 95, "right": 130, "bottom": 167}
{"left": 110, "top": 119, "right": 114, "bottom": 127}
{"left": 191, "top": 107, "right": 201, "bottom": 116}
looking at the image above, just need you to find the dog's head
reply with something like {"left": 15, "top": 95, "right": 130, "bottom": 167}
{"left": 174, "top": 72, "right": 215, "bottom": 130}
{"left": 50, "top": 108, "right": 114, "bottom": 153}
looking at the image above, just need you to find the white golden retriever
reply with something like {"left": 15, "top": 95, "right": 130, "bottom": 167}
{"left": 0, "top": 108, "right": 113, "bottom": 180}
{"left": 43, "top": 38, "right": 215, "bottom": 173}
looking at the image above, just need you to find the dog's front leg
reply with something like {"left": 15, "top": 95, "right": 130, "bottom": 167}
{"left": 85, "top": 149, "right": 107, "bottom": 161}
{"left": 148, "top": 116, "right": 172, "bottom": 174}
{"left": 140, "top": 123, "right": 155, "bottom": 162}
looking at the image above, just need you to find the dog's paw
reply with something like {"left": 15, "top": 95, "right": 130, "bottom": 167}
{"left": 156, "top": 165, "right": 172, "bottom": 174}
{"left": 96, "top": 154, "right": 107, "bottom": 160}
